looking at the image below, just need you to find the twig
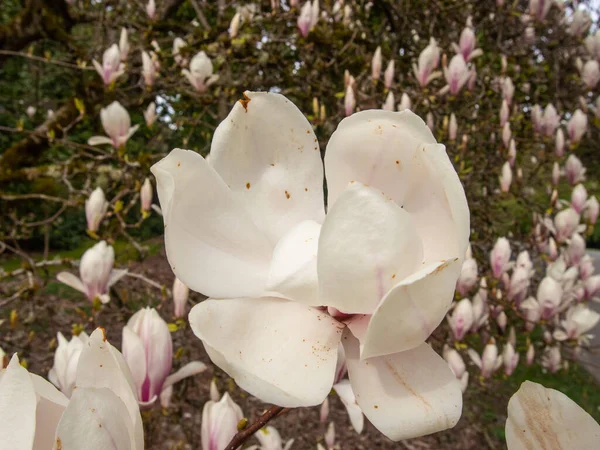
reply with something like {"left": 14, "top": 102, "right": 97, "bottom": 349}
{"left": 0, "top": 50, "right": 94, "bottom": 70}
{"left": 124, "top": 271, "right": 166, "bottom": 292}
{"left": 225, "top": 406, "right": 288, "bottom": 450}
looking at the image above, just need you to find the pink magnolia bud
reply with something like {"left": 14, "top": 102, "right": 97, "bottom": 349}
{"left": 119, "top": 28, "right": 129, "bottom": 62}
{"left": 537, "top": 276, "right": 563, "bottom": 319}
{"left": 88, "top": 101, "right": 139, "bottom": 149}
{"left": 413, "top": 37, "right": 440, "bottom": 87}
{"left": 502, "top": 342, "right": 519, "bottom": 376}
{"left": 541, "top": 346, "right": 561, "bottom": 373}
{"left": 584, "top": 196, "right": 599, "bottom": 224}
{"left": 503, "top": 77, "right": 515, "bottom": 105}
{"left": 426, "top": 112, "right": 434, "bottom": 131}
{"left": 547, "top": 237, "right": 558, "bottom": 261}
{"left": 448, "top": 298, "right": 474, "bottom": 341}
{"left": 172, "top": 277, "right": 189, "bottom": 318}
{"left": 371, "top": 46, "right": 382, "bottom": 81}
{"left": 456, "top": 258, "right": 478, "bottom": 296}
{"left": 382, "top": 91, "right": 394, "bottom": 111}
{"left": 554, "top": 207, "right": 580, "bottom": 242}
{"left": 449, "top": 113, "right": 458, "bottom": 140}
{"left": 555, "top": 128, "right": 565, "bottom": 156}
{"left": 444, "top": 54, "right": 471, "bottom": 95}
{"left": 500, "top": 99, "right": 509, "bottom": 127}
{"left": 48, "top": 331, "right": 89, "bottom": 397}
{"left": 85, "top": 187, "right": 109, "bottom": 233}
{"left": 531, "top": 104, "right": 542, "bottom": 132}
{"left": 443, "top": 345, "right": 466, "bottom": 379}
{"left": 398, "top": 93, "right": 411, "bottom": 111}
{"left": 480, "top": 339, "right": 500, "bottom": 378}
{"left": 142, "top": 51, "right": 158, "bottom": 87}
{"left": 229, "top": 12, "right": 241, "bottom": 39}
{"left": 526, "top": 343, "right": 535, "bottom": 365}
{"left": 92, "top": 44, "right": 124, "bottom": 86}
{"left": 325, "top": 422, "right": 335, "bottom": 449}
{"left": 579, "top": 255, "right": 595, "bottom": 280}
{"left": 144, "top": 102, "right": 157, "bottom": 128}
{"left": 567, "top": 109, "right": 588, "bottom": 144}
{"left": 344, "top": 85, "right": 355, "bottom": 116}
{"left": 146, "top": 0, "right": 156, "bottom": 19}
{"left": 141, "top": 177, "right": 153, "bottom": 213}
{"left": 520, "top": 296, "right": 541, "bottom": 330}
{"left": 571, "top": 184, "right": 588, "bottom": 213}
{"left": 491, "top": 237, "right": 511, "bottom": 278}
{"left": 552, "top": 162, "right": 560, "bottom": 185}
{"left": 508, "top": 139, "right": 517, "bottom": 166}
{"left": 201, "top": 393, "right": 244, "bottom": 450}
{"left": 173, "top": 37, "right": 188, "bottom": 66}
{"left": 565, "top": 154, "right": 586, "bottom": 185}
{"left": 182, "top": 52, "right": 219, "bottom": 93}
{"left": 508, "top": 266, "right": 531, "bottom": 305}
{"left": 566, "top": 233, "right": 586, "bottom": 266}
{"left": 500, "top": 161, "right": 512, "bottom": 193}
{"left": 529, "top": 0, "right": 552, "bottom": 21}
{"left": 384, "top": 59, "right": 395, "bottom": 89}
{"left": 582, "top": 59, "right": 600, "bottom": 89}
{"left": 502, "top": 122, "right": 511, "bottom": 148}
{"left": 496, "top": 311, "right": 508, "bottom": 332}
{"left": 584, "top": 275, "right": 600, "bottom": 300}
{"left": 542, "top": 104, "right": 559, "bottom": 137}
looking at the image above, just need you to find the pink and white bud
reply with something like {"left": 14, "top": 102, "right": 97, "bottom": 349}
{"left": 508, "top": 139, "right": 517, "bottom": 166}
{"left": 502, "top": 343, "right": 519, "bottom": 376}
{"left": 567, "top": 109, "right": 588, "bottom": 144}
{"left": 521, "top": 297, "right": 542, "bottom": 330}
{"left": 173, "top": 37, "right": 188, "bottom": 66}
{"left": 140, "top": 177, "right": 153, "bottom": 213}
{"left": 344, "top": 85, "right": 355, "bottom": 116}
{"left": 398, "top": 93, "right": 411, "bottom": 111}
{"left": 48, "top": 331, "right": 89, "bottom": 397}
{"left": 448, "top": 298, "right": 474, "bottom": 341}
{"left": 382, "top": 92, "right": 394, "bottom": 111}
{"left": 569, "top": 9, "right": 592, "bottom": 36}
{"left": 565, "top": 154, "right": 586, "bottom": 185}
{"left": 384, "top": 60, "right": 395, "bottom": 89}
{"left": 585, "top": 275, "right": 600, "bottom": 300}
{"left": 297, "top": 2, "right": 312, "bottom": 37}
{"left": 426, "top": 112, "right": 434, "bottom": 131}
{"left": 444, "top": 54, "right": 471, "bottom": 95}
{"left": 229, "top": 12, "right": 241, "bottom": 39}
{"left": 555, "top": 128, "right": 565, "bottom": 156}
{"left": 468, "top": 339, "right": 501, "bottom": 379}
{"left": 547, "top": 237, "right": 558, "bottom": 261}
{"left": 526, "top": 343, "right": 535, "bottom": 365}
{"left": 582, "top": 60, "right": 600, "bottom": 89}
{"left": 202, "top": 393, "right": 244, "bottom": 450}
{"left": 531, "top": 104, "right": 542, "bottom": 132}
{"left": 88, "top": 101, "right": 139, "bottom": 149}
{"left": 182, "top": 52, "right": 219, "bottom": 93}
{"left": 502, "top": 122, "right": 511, "bottom": 148}
{"left": 500, "top": 161, "right": 512, "bottom": 193}
{"left": 455, "top": 26, "right": 481, "bottom": 61}
{"left": 443, "top": 345, "right": 466, "bottom": 379}
{"left": 172, "top": 277, "right": 189, "bottom": 318}
{"left": 541, "top": 346, "right": 561, "bottom": 373}
{"left": 555, "top": 304, "right": 600, "bottom": 342}
{"left": 92, "top": 44, "right": 124, "bottom": 86}
{"left": 142, "top": 51, "right": 158, "bottom": 87}
{"left": 508, "top": 266, "right": 531, "bottom": 304}
{"left": 456, "top": 258, "right": 478, "bottom": 296}
{"left": 144, "top": 102, "right": 157, "bottom": 128}
{"left": 146, "top": 0, "right": 156, "bottom": 19}
{"left": 85, "top": 187, "right": 109, "bottom": 233}
{"left": 119, "top": 28, "right": 130, "bottom": 62}
{"left": 554, "top": 207, "right": 580, "bottom": 242}
{"left": 537, "top": 276, "right": 563, "bottom": 319}
{"left": 491, "top": 237, "right": 511, "bottom": 278}
{"left": 542, "top": 103, "right": 559, "bottom": 137}
{"left": 496, "top": 311, "right": 508, "bottom": 332}
{"left": 571, "top": 184, "right": 588, "bottom": 213}
{"left": 585, "top": 30, "right": 600, "bottom": 59}
{"left": 584, "top": 196, "right": 599, "bottom": 224}
{"left": 371, "top": 46, "right": 382, "bottom": 81}
{"left": 566, "top": 233, "right": 586, "bottom": 266}
{"left": 26, "top": 105, "right": 36, "bottom": 118}
{"left": 500, "top": 99, "right": 509, "bottom": 127}
{"left": 324, "top": 422, "right": 335, "bottom": 449}
{"left": 413, "top": 37, "right": 441, "bottom": 87}
{"left": 503, "top": 77, "right": 515, "bottom": 105}
{"left": 552, "top": 162, "right": 560, "bottom": 186}
{"left": 529, "top": 0, "right": 552, "bottom": 21}
{"left": 449, "top": 113, "right": 457, "bottom": 141}
{"left": 579, "top": 255, "right": 595, "bottom": 280}
{"left": 310, "top": 0, "right": 320, "bottom": 30}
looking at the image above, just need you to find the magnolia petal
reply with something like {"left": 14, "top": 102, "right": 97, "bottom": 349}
{"left": 360, "top": 258, "right": 461, "bottom": 358}
{"left": 55, "top": 387, "right": 134, "bottom": 450}
{"left": 266, "top": 220, "right": 322, "bottom": 305}
{"left": 189, "top": 297, "right": 343, "bottom": 407}
{"left": 30, "top": 374, "right": 68, "bottom": 450}
{"left": 162, "top": 361, "right": 207, "bottom": 389}
{"left": 151, "top": 148, "right": 273, "bottom": 298}
{"left": 333, "top": 379, "right": 364, "bottom": 434}
{"left": 344, "top": 333, "right": 462, "bottom": 441}
{"left": 121, "top": 326, "right": 147, "bottom": 399}
{"left": 506, "top": 381, "right": 600, "bottom": 449}
{"left": 87, "top": 136, "right": 114, "bottom": 146}
{"left": 0, "top": 355, "right": 37, "bottom": 450}
{"left": 107, "top": 269, "right": 128, "bottom": 288}
{"left": 56, "top": 272, "right": 87, "bottom": 295}
{"left": 318, "top": 183, "right": 423, "bottom": 314}
{"left": 210, "top": 91, "right": 325, "bottom": 245}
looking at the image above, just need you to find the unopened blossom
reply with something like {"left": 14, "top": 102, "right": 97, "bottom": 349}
{"left": 584, "top": 275, "right": 600, "bottom": 300}
{"left": 448, "top": 298, "right": 474, "bottom": 341}
{"left": 152, "top": 91, "right": 469, "bottom": 441}
{"left": 506, "top": 381, "right": 600, "bottom": 450}
{"left": 448, "top": 113, "right": 457, "bottom": 141}
{"left": 555, "top": 128, "right": 565, "bottom": 156}
{"left": 585, "top": 30, "right": 600, "bottom": 59}
{"left": 297, "top": 2, "right": 313, "bottom": 37}
{"left": 310, "top": 0, "right": 319, "bottom": 30}
{"left": 537, "top": 276, "right": 562, "bottom": 319}
{"left": 531, "top": 104, "right": 542, "bottom": 132}
{"left": 26, "top": 105, "right": 36, "bottom": 118}
{"left": 582, "top": 59, "right": 600, "bottom": 89}
{"left": 142, "top": 51, "right": 158, "bottom": 87}
{"left": 520, "top": 297, "right": 541, "bottom": 330}
{"left": 500, "top": 99, "right": 509, "bottom": 127}
{"left": 502, "top": 122, "right": 511, "bottom": 148}
{"left": 384, "top": 60, "right": 395, "bottom": 89}
{"left": 48, "top": 331, "right": 89, "bottom": 397}
{"left": 0, "top": 329, "right": 144, "bottom": 450}
{"left": 491, "top": 237, "right": 511, "bottom": 278}
{"left": 529, "top": 0, "right": 552, "bottom": 21}
{"left": 140, "top": 177, "right": 153, "bottom": 213}
{"left": 571, "top": 184, "right": 588, "bottom": 213}
{"left": 344, "top": 85, "right": 355, "bottom": 116}
{"left": 88, "top": 101, "right": 139, "bottom": 148}
{"left": 122, "top": 307, "right": 206, "bottom": 407}
{"left": 565, "top": 154, "right": 586, "bottom": 185}
{"left": 443, "top": 54, "right": 471, "bottom": 95}
{"left": 584, "top": 196, "right": 599, "bottom": 224}
{"left": 526, "top": 343, "right": 535, "bottom": 365}
{"left": 567, "top": 109, "right": 587, "bottom": 144}
{"left": 566, "top": 233, "right": 586, "bottom": 267}
{"left": 173, "top": 277, "right": 189, "bottom": 318}
{"left": 371, "top": 46, "right": 382, "bottom": 81}
{"left": 453, "top": 25, "right": 482, "bottom": 61}
{"left": 542, "top": 104, "right": 559, "bottom": 137}
{"left": 201, "top": 393, "right": 244, "bottom": 450}
{"left": 496, "top": 311, "right": 508, "bottom": 332}
{"left": 579, "top": 254, "right": 595, "bottom": 280}
{"left": 503, "top": 77, "right": 515, "bottom": 105}
{"left": 554, "top": 304, "right": 600, "bottom": 344}
{"left": 119, "top": 28, "right": 130, "bottom": 61}
{"left": 468, "top": 339, "right": 501, "bottom": 379}
{"left": 210, "top": 379, "right": 220, "bottom": 402}
{"left": 247, "top": 426, "right": 294, "bottom": 450}
{"left": 426, "top": 112, "right": 434, "bottom": 131}
{"left": 541, "top": 346, "right": 562, "bottom": 373}
{"left": 500, "top": 161, "right": 512, "bottom": 193}
{"left": 144, "top": 102, "right": 157, "bottom": 128}
{"left": 182, "top": 51, "right": 219, "bottom": 93}
{"left": 443, "top": 345, "right": 468, "bottom": 393}
{"left": 146, "top": 0, "right": 156, "bottom": 19}
{"left": 568, "top": 9, "right": 591, "bottom": 36}
{"left": 554, "top": 207, "right": 580, "bottom": 242}
{"left": 508, "top": 266, "right": 531, "bottom": 304}
{"left": 85, "top": 187, "right": 109, "bottom": 233}
{"left": 230, "top": 12, "right": 241, "bottom": 38}
{"left": 382, "top": 92, "right": 394, "bottom": 111}
{"left": 456, "top": 258, "right": 478, "bottom": 296}
{"left": 547, "top": 237, "right": 558, "bottom": 261}
{"left": 92, "top": 44, "right": 124, "bottom": 85}
{"left": 173, "top": 37, "right": 188, "bottom": 66}
{"left": 502, "top": 343, "right": 519, "bottom": 376}
{"left": 508, "top": 139, "right": 517, "bottom": 166}
{"left": 413, "top": 37, "right": 441, "bottom": 87}
{"left": 57, "top": 241, "right": 127, "bottom": 304}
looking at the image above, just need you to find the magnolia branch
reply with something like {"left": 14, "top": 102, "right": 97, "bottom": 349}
{"left": 225, "top": 406, "right": 288, "bottom": 450}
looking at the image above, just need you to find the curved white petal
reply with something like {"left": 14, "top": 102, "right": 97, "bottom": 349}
{"left": 56, "top": 272, "right": 87, "bottom": 295}
{"left": 87, "top": 136, "right": 114, "bottom": 146}
{"left": 162, "top": 361, "right": 207, "bottom": 389}
{"left": 189, "top": 297, "right": 343, "bottom": 407}
{"left": 506, "top": 381, "right": 600, "bottom": 450}
{"left": 210, "top": 91, "right": 325, "bottom": 245}
{"left": 151, "top": 148, "right": 273, "bottom": 298}
{"left": 121, "top": 327, "right": 147, "bottom": 400}
{"left": 107, "top": 269, "right": 128, "bottom": 288}
{"left": 333, "top": 379, "right": 364, "bottom": 434}
{"left": 360, "top": 258, "right": 461, "bottom": 358}
{"left": 318, "top": 183, "right": 423, "bottom": 314}
{"left": 266, "top": 220, "right": 322, "bottom": 305}
{"left": 54, "top": 387, "right": 134, "bottom": 450}
{"left": 0, "top": 355, "right": 37, "bottom": 450}
{"left": 344, "top": 333, "right": 462, "bottom": 441}
{"left": 30, "top": 374, "right": 68, "bottom": 449}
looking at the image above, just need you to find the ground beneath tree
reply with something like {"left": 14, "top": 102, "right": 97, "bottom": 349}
{"left": 1, "top": 241, "right": 513, "bottom": 449}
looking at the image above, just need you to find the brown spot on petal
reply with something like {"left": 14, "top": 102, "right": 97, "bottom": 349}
{"left": 374, "top": 405, "right": 379, "bottom": 409}
{"left": 238, "top": 93, "right": 251, "bottom": 111}
{"left": 55, "top": 438, "right": 62, "bottom": 450}
{"left": 246, "top": 183, "right": 251, "bottom": 189}
{"left": 177, "top": 162, "right": 181, "bottom": 167}
{"left": 285, "top": 190, "right": 291, "bottom": 199}
{"left": 305, "top": 188, "right": 308, "bottom": 192}
{"left": 100, "top": 328, "right": 107, "bottom": 341}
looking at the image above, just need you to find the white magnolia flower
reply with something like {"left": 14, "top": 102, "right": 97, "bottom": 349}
{"left": 85, "top": 187, "right": 109, "bottom": 233}
{"left": 88, "top": 101, "right": 139, "bottom": 148}
{"left": 151, "top": 91, "right": 469, "bottom": 441}
{"left": 182, "top": 51, "right": 219, "bottom": 93}
{"left": 506, "top": 381, "right": 600, "bottom": 449}
{"left": 48, "top": 331, "right": 89, "bottom": 397}
{"left": 92, "top": 44, "right": 125, "bottom": 85}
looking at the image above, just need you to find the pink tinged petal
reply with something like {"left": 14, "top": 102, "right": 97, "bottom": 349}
{"left": 189, "top": 297, "right": 343, "bottom": 407}
{"left": 55, "top": 387, "right": 135, "bottom": 450}
{"left": 333, "top": 379, "right": 364, "bottom": 434}
{"left": 107, "top": 269, "right": 128, "bottom": 289}
{"left": 56, "top": 272, "right": 87, "bottom": 295}
{"left": 360, "top": 258, "right": 461, "bottom": 359}
{"left": 162, "top": 361, "right": 207, "bottom": 390}
{"left": 318, "top": 183, "right": 423, "bottom": 314}
{"left": 0, "top": 355, "right": 37, "bottom": 450}
{"left": 121, "top": 326, "right": 147, "bottom": 401}
{"left": 87, "top": 136, "right": 115, "bottom": 146}
{"left": 29, "top": 374, "right": 68, "bottom": 449}
{"left": 344, "top": 333, "right": 462, "bottom": 441}
{"left": 210, "top": 91, "right": 326, "bottom": 245}
{"left": 266, "top": 220, "right": 322, "bottom": 305}
{"left": 506, "top": 381, "right": 600, "bottom": 450}
{"left": 151, "top": 149, "right": 273, "bottom": 298}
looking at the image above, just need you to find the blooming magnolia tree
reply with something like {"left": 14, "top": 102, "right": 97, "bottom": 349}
{"left": 1, "top": 0, "right": 600, "bottom": 448}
